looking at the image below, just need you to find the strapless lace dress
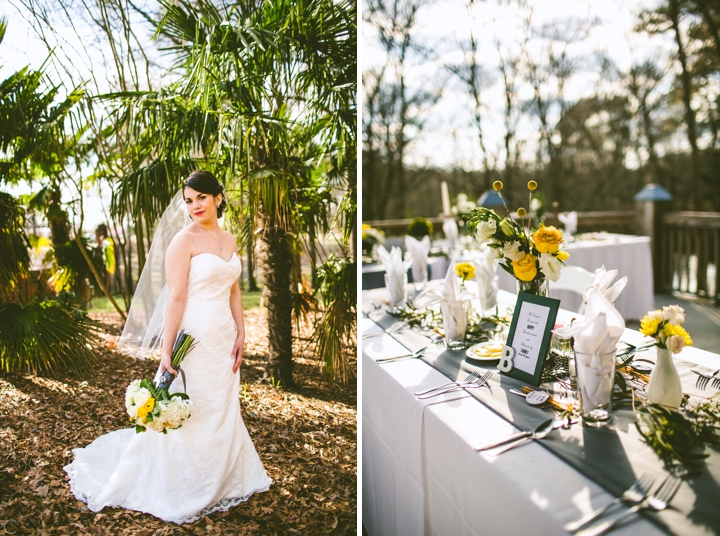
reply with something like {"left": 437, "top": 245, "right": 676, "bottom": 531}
{"left": 64, "top": 252, "right": 272, "bottom": 523}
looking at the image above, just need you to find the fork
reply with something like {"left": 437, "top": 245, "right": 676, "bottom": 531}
{"left": 563, "top": 473, "right": 655, "bottom": 532}
{"left": 693, "top": 368, "right": 720, "bottom": 390}
{"left": 414, "top": 371, "right": 480, "bottom": 396}
{"left": 416, "top": 371, "right": 492, "bottom": 399}
{"left": 577, "top": 475, "right": 681, "bottom": 536}
{"left": 431, "top": 335, "right": 446, "bottom": 349}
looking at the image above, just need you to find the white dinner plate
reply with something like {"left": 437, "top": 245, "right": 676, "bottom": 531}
{"left": 465, "top": 341, "right": 504, "bottom": 362}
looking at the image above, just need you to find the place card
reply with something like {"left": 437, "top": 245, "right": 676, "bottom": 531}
{"left": 497, "top": 292, "right": 560, "bottom": 386}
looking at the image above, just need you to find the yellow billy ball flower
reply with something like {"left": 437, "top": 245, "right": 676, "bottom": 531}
{"left": 493, "top": 180, "right": 503, "bottom": 191}
{"left": 528, "top": 180, "right": 538, "bottom": 191}
{"left": 556, "top": 250, "right": 569, "bottom": 262}
{"left": 531, "top": 223, "right": 563, "bottom": 254}
{"left": 511, "top": 254, "right": 538, "bottom": 282}
{"left": 517, "top": 207, "right": 526, "bottom": 218}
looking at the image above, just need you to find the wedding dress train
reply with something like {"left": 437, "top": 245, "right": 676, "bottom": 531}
{"left": 64, "top": 252, "right": 271, "bottom": 523}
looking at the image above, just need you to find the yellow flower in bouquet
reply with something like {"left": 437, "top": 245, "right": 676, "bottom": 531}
{"left": 137, "top": 397, "right": 155, "bottom": 421}
{"left": 663, "top": 323, "right": 692, "bottom": 347}
{"left": 455, "top": 262, "right": 476, "bottom": 282}
{"left": 531, "top": 223, "right": 563, "bottom": 254}
{"left": 511, "top": 254, "right": 538, "bottom": 282}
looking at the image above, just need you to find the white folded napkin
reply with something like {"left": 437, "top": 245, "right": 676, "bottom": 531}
{"left": 558, "top": 211, "right": 578, "bottom": 238}
{"left": 471, "top": 250, "right": 499, "bottom": 312}
{"left": 414, "top": 261, "right": 475, "bottom": 341}
{"left": 378, "top": 245, "right": 413, "bottom": 306}
{"left": 404, "top": 235, "right": 431, "bottom": 284}
{"left": 554, "top": 287, "right": 625, "bottom": 408}
{"left": 584, "top": 265, "right": 628, "bottom": 305}
{"left": 443, "top": 218, "right": 459, "bottom": 245}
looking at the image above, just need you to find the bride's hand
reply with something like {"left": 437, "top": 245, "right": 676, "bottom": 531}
{"left": 231, "top": 338, "right": 244, "bottom": 373}
{"left": 160, "top": 353, "right": 178, "bottom": 376}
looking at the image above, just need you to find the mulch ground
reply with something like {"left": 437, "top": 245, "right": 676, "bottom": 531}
{"left": 0, "top": 310, "right": 357, "bottom": 535}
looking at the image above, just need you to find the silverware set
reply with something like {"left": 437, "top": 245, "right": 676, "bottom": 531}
{"left": 362, "top": 325, "right": 405, "bottom": 339}
{"left": 692, "top": 368, "right": 720, "bottom": 390}
{"left": 565, "top": 473, "right": 681, "bottom": 536}
{"left": 414, "top": 370, "right": 493, "bottom": 399}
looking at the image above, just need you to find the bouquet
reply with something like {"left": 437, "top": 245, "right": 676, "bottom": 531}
{"left": 125, "top": 330, "right": 196, "bottom": 433}
{"left": 639, "top": 305, "right": 693, "bottom": 353}
{"left": 465, "top": 180, "right": 569, "bottom": 295}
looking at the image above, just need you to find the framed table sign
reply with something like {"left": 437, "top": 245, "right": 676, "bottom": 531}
{"left": 497, "top": 292, "right": 560, "bottom": 387}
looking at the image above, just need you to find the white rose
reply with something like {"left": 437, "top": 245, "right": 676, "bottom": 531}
{"left": 538, "top": 253, "right": 563, "bottom": 282}
{"left": 131, "top": 388, "right": 151, "bottom": 408}
{"left": 502, "top": 241, "right": 525, "bottom": 262}
{"left": 662, "top": 305, "right": 685, "bottom": 325}
{"left": 647, "top": 309, "right": 663, "bottom": 321}
{"left": 666, "top": 335, "right": 685, "bottom": 354}
{"left": 475, "top": 220, "right": 497, "bottom": 243}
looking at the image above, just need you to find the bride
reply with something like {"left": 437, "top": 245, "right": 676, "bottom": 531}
{"left": 64, "top": 170, "right": 272, "bottom": 523}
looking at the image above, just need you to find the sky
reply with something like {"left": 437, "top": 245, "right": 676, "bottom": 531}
{"left": 363, "top": 0, "right": 669, "bottom": 169}
{"left": 1, "top": 0, "right": 160, "bottom": 233}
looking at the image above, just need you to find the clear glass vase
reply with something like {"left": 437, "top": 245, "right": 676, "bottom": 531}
{"left": 516, "top": 278, "right": 549, "bottom": 297}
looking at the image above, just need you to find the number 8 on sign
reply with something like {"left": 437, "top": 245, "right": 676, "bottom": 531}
{"left": 498, "top": 345, "right": 515, "bottom": 373}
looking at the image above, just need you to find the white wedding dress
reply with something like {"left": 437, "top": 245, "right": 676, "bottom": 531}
{"left": 64, "top": 252, "right": 272, "bottom": 523}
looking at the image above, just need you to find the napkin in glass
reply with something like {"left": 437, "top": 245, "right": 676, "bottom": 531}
{"left": 584, "top": 265, "right": 628, "bottom": 307}
{"left": 554, "top": 287, "right": 625, "bottom": 408}
{"left": 443, "top": 218, "right": 459, "bottom": 246}
{"left": 404, "top": 235, "right": 431, "bottom": 284}
{"left": 471, "top": 249, "right": 499, "bottom": 313}
{"left": 414, "top": 261, "right": 475, "bottom": 341}
{"left": 558, "top": 211, "right": 578, "bottom": 239}
{"left": 378, "top": 245, "right": 413, "bottom": 307}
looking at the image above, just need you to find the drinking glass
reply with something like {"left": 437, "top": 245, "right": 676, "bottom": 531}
{"left": 575, "top": 350, "right": 616, "bottom": 426}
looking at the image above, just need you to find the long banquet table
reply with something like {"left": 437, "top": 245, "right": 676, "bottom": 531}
{"left": 362, "top": 285, "right": 720, "bottom": 536}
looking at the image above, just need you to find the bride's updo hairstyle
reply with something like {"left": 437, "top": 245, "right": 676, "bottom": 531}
{"left": 182, "top": 170, "right": 227, "bottom": 218}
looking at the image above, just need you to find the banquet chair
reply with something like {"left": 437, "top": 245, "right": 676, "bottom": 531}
{"left": 549, "top": 266, "right": 595, "bottom": 313}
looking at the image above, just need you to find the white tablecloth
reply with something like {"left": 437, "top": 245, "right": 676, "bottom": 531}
{"left": 497, "top": 234, "right": 654, "bottom": 320}
{"left": 362, "top": 290, "right": 719, "bottom": 536}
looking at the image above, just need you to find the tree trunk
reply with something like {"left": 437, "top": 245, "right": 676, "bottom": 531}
{"left": 670, "top": 0, "right": 704, "bottom": 210}
{"left": 246, "top": 237, "right": 258, "bottom": 292}
{"left": 260, "top": 227, "right": 295, "bottom": 388}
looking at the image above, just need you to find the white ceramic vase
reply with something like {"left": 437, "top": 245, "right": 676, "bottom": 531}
{"left": 647, "top": 347, "right": 683, "bottom": 410}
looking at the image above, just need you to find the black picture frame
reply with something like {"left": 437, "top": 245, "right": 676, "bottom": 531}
{"left": 501, "top": 291, "right": 560, "bottom": 387}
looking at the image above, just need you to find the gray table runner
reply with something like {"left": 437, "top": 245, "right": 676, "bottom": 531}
{"left": 363, "top": 293, "right": 720, "bottom": 535}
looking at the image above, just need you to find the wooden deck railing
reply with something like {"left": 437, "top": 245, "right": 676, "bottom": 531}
{"left": 659, "top": 212, "right": 720, "bottom": 304}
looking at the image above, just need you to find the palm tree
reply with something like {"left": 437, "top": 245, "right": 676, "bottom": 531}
{"left": 107, "top": 0, "right": 356, "bottom": 386}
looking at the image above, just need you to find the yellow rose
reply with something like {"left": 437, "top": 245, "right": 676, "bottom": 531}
{"left": 511, "top": 254, "right": 538, "bottom": 282}
{"left": 455, "top": 262, "right": 476, "bottom": 282}
{"left": 137, "top": 397, "right": 155, "bottom": 420}
{"left": 531, "top": 223, "right": 563, "bottom": 254}
{"left": 556, "top": 250, "right": 569, "bottom": 262}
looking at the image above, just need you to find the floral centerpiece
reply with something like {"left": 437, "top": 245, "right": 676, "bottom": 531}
{"left": 465, "top": 180, "right": 569, "bottom": 296}
{"left": 640, "top": 305, "right": 693, "bottom": 410}
{"left": 362, "top": 223, "right": 385, "bottom": 259}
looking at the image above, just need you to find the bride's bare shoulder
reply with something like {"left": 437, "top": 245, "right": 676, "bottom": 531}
{"left": 167, "top": 227, "right": 197, "bottom": 257}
